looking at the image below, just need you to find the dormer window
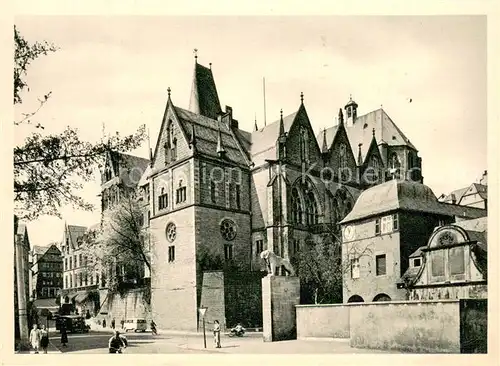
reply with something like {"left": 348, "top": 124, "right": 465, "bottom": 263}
{"left": 413, "top": 258, "right": 421, "bottom": 267}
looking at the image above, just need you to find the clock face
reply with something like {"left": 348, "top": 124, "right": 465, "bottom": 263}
{"left": 344, "top": 225, "right": 355, "bottom": 241}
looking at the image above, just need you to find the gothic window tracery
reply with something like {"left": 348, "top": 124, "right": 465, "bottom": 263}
{"left": 305, "top": 190, "right": 318, "bottom": 225}
{"left": 291, "top": 187, "right": 303, "bottom": 224}
{"left": 300, "top": 127, "right": 309, "bottom": 162}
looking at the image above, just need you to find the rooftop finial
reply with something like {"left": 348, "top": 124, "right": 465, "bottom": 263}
{"left": 300, "top": 92, "right": 304, "bottom": 104}
{"left": 280, "top": 109, "right": 283, "bottom": 119}
{"left": 372, "top": 127, "right": 375, "bottom": 137}
{"left": 349, "top": 94, "right": 352, "bottom": 101}
{"left": 338, "top": 108, "right": 344, "bottom": 125}
{"left": 279, "top": 109, "right": 285, "bottom": 136}
{"left": 194, "top": 48, "right": 198, "bottom": 62}
{"left": 167, "top": 87, "right": 171, "bottom": 98}
{"left": 209, "top": 62, "right": 212, "bottom": 70}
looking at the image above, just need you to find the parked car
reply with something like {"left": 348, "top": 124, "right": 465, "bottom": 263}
{"left": 123, "top": 318, "right": 147, "bottom": 332}
{"left": 56, "top": 315, "right": 90, "bottom": 333}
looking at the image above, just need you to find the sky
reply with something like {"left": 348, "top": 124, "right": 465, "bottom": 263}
{"left": 14, "top": 15, "right": 487, "bottom": 247}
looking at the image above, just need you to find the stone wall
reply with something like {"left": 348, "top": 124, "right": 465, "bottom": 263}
{"left": 296, "top": 304, "right": 350, "bottom": 339}
{"left": 199, "top": 271, "right": 226, "bottom": 330}
{"left": 296, "top": 300, "right": 479, "bottom": 353}
{"left": 349, "top": 300, "right": 461, "bottom": 353}
{"left": 102, "top": 289, "right": 151, "bottom": 325}
{"left": 262, "top": 275, "right": 300, "bottom": 342}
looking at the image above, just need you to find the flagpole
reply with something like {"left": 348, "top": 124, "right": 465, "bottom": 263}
{"left": 263, "top": 77, "right": 267, "bottom": 126}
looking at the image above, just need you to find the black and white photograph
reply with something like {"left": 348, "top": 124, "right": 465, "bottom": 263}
{"left": 9, "top": 11, "right": 495, "bottom": 359}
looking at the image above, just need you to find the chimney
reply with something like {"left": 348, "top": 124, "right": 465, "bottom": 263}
{"left": 480, "top": 170, "right": 487, "bottom": 186}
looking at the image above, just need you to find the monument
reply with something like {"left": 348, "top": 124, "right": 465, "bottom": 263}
{"left": 260, "top": 250, "right": 300, "bottom": 342}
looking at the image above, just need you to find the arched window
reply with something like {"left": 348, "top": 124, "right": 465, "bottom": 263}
{"left": 176, "top": 179, "right": 187, "bottom": 204}
{"left": 291, "top": 188, "right": 303, "bottom": 224}
{"left": 370, "top": 156, "right": 380, "bottom": 182}
{"left": 389, "top": 153, "right": 401, "bottom": 179}
{"left": 305, "top": 190, "right": 318, "bottom": 225}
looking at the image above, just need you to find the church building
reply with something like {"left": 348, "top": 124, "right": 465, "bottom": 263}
{"left": 145, "top": 54, "right": 425, "bottom": 331}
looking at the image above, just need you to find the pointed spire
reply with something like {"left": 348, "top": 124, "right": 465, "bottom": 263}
{"left": 189, "top": 123, "right": 197, "bottom": 150}
{"left": 254, "top": 113, "right": 258, "bottom": 131}
{"left": 338, "top": 108, "right": 344, "bottom": 125}
{"left": 358, "top": 143, "right": 363, "bottom": 165}
{"left": 149, "top": 148, "right": 153, "bottom": 166}
{"left": 216, "top": 124, "right": 226, "bottom": 157}
{"left": 321, "top": 128, "right": 328, "bottom": 154}
{"left": 279, "top": 109, "right": 285, "bottom": 136}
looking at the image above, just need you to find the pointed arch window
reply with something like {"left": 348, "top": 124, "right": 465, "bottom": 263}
{"left": 305, "top": 190, "right": 319, "bottom": 225}
{"left": 389, "top": 153, "right": 401, "bottom": 179}
{"left": 291, "top": 187, "right": 303, "bottom": 224}
{"left": 370, "top": 156, "right": 380, "bottom": 181}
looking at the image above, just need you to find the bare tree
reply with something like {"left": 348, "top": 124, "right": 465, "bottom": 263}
{"left": 81, "top": 193, "right": 150, "bottom": 294}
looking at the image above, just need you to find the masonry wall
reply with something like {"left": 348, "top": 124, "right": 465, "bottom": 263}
{"left": 101, "top": 289, "right": 151, "bottom": 325}
{"left": 349, "top": 300, "right": 461, "bottom": 352}
{"left": 199, "top": 271, "right": 225, "bottom": 330}
{"left": 151, "top": 206, "right": 197, "bottom": 331}
{"left": 296, "top": 304, "right": 350, "bottom": 339}
{"left": 296, "top": 300, "right": 476, "bottom": 353}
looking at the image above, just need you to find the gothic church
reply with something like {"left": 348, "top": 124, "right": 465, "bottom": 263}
{"left": 143, "top": 56, "right": 422, "bottom": 331}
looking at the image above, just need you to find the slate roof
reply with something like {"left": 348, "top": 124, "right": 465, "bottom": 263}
{"left": 398, "top": 266, "right": 421, "bottom": 285}
{"left": 175, "top": 106, "right": 249, "bottom": 166}
{"left": 409, "top": 246, "right": 426, "bottom": 259}
{"left": 340, "top": 180, "right": 486, "bottom": 224}
{"left": 318, "top": 108, "right": 416, "bottom": 164}
{"left": 440, "top": 183, "right": 487, "bottom": 204}
{"left": 32, "top": 245, "right": 49, "bottom": 256}
{"left": 250, "top": 111, "right": 297, "bottom": 166}
{"left": 66, "top": 225, "right": 87, "bottom": 249}
{"left": 138, "top": 165, "right": 152, "bottom": 187}
{"left": 188, "top": 62, "right": 222, "bottom": 120}
{"left": 109, "top": 151, "right": 150, "bottom": 189}
{"left": 454, "top": 216, "right": 487, "bottom": 232}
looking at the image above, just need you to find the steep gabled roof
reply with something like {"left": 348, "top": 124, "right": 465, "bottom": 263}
{"left": 175, "top": 106, "right": 249, "bottom": 166}
{"left": 189, "top": 62, "right": 222, "bottom": 120}
{"left": 319, "top": 108, "right": 416, "bottom": 164}
{"left": 65, "top": 225, "right": 87, "bottom": 249}
{"left": 32, "top": 245, "right": 49, "bottom": 256}
{"left": 250, "top": 111, "right": 297, "bottom": 167}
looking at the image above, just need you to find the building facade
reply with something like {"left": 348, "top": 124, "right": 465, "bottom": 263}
{"left": 14, "top": 217, "right": 31, "bottom": 340}
{"left": 30, "top": 244, "right": 63, "bottom": 299}
{"left": 339, "top": 180, "right": 487, "bottom": 303}
{"left": 145, "top": 56, "right": 427, "bottom": 330}
{"left": 399, "top": 217, "right": 487, "bottom": 300}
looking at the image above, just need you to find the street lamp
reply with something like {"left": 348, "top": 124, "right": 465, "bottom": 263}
{"left": 198, "top": 307, "right": 208, "bottom": 349}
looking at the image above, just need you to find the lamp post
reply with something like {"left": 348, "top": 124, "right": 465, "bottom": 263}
{"left": 198, "top": 307, "right": 208, "bottom": 348}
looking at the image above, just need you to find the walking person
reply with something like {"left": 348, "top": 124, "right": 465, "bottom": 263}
{"left": 60, "top": 321, "right": 68, "bottom": 347}
{"left": 102, "top": 319, "right": 106, "bottom": 328}
{"left": 213, "top": 320, "right": 221, "bottom": 348}
{"left": 29, "top": 324, "right": 41, "bottom": 354}
{"left": 120, "top": 319, "right": 125, "bottom": 329}
{"left": 111, "top": 318, "right": 115, "bottom": 330}
{"left": 39, "top": 324, "right": 49, "bottom": 354}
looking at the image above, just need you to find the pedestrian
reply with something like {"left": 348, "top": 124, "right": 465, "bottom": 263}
{"left": 111, "top": 318, "right": 115, "bottom": 329}
{"left": 29, "top": 324, "right": 41, "bottom": 354}
{"left": 39, "top": 324, "right": 49, "bottom": 354}
{"left": 120, "top": 319, "right": 125, "bottom": 329}
{"left": 60, "top": 322, "right": 68, "bottom": 347}
{"left": 102, "top": 319, "right": 106, "bottom": 328}
{"left": 213, "top": 320, "right": 221, "bottom": 348}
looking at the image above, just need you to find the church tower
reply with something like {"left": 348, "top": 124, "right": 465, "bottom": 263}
{"left": 345, "top": 95, "right": 358, "bottom": 127}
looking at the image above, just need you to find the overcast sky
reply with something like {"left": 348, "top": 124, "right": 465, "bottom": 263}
{"left": 14, "top": 15, "right": 487, "bottom": 247}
